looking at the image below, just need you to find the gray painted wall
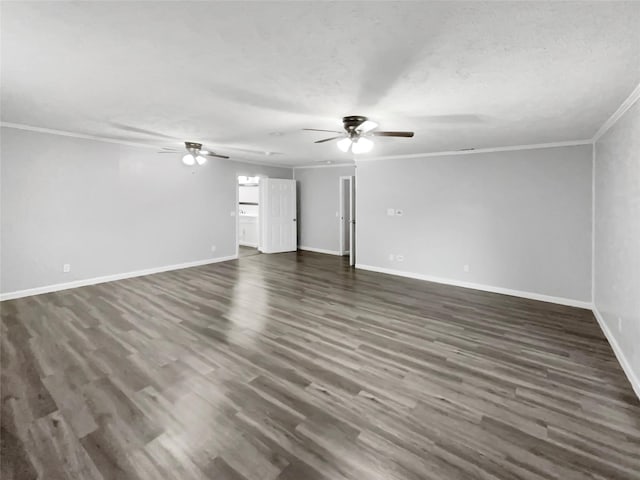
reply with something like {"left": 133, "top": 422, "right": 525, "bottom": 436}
{"left": 356, "top": 145, "right": 593, "bottom": 302}
{"left": 594, "top": 99, "right": 640, "bottom": 387}
{"left": 294, "top": 165, "right": 355, "bottom": 253}
{"left": 0, "top": 127, "right": 291, "bottom": 294}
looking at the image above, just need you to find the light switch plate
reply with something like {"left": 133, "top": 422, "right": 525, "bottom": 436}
{"left": 387, "top": 208, "right": 395, "bottom": 216}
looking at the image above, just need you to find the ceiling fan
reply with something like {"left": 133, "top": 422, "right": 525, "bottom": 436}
{"left": 304, "top": 116, "right": 414, "bottom": 154}
{"left": 158, "top": 142, "right": 229, "bottom": 166}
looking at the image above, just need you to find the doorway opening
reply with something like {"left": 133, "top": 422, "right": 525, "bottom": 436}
{"left": 238, "top": 176, "right": 261, "bottom": 258}
{"left": 339, "top": 175, "right": 356, "bottom": 266}
{"left": 237, "top": 176, "right": 297, "bottom": 257}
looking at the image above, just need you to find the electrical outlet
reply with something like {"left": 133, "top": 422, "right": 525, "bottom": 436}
{"left": 388, "top": 254, "right": 395, "bottom": 261}
{"left": 395, "top": 209, "right": 404, "bottom": 216}
{"left": 463, "top": 264, "right": 470, "bottom": 273}
{"left": 387, "top": 208, "right": 395, "bottom": 216}
{"left": 63, "top": 264, "right": 71, "bottom": 273}
{"left": 396, "top": 255, "right": 404, "bottom": 262}
{"left": 618, "top": 317, "right": 622, "bottom": 333}
{"left": 230, "top": 211, "right": 236, "bottom": 216}
{"left": 211, "top": 245, "right": 217, "bottom": 253}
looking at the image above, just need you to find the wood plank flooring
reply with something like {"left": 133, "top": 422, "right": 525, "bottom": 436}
{"left": 2, "top": 251, "right": 639, "bottom": 479}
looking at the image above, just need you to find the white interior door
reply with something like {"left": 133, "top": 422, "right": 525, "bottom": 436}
{"left": 260, "top": 178, "right": 297, "bottom": 253}
{"left": 349, "top": 175, "right": 356, "bottom": 266}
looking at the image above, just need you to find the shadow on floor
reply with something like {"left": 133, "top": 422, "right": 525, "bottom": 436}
{"left": 238, "top": 246, "right": 261, "bottom": 258}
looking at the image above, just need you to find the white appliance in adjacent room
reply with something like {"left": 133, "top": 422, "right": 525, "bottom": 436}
{"left": 239, "top": 183, "right": 259, "bottom": 248}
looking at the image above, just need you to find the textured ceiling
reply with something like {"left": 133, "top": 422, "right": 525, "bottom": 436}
{"left": 2, "top": 1, "right": 639, "bottom": 166}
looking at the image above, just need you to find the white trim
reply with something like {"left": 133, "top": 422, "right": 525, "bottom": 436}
{"left": 235, "top": 178, "right": 240, "bottom": 259}
{"left": 354, "top": 263, "right": 592, "bottom": 309}
{"left": 1, "top": 122, "right": 596, "bottom": 167}
{"left": 355, "top": 139, "right": 593, "bottom": 163}
{"left": 592, "top": 307, "right": 640, "bottom": 400}
{"left": 5, "top": 80, "right": 638, "bottom": 169}
{"left": 338, "top": 175, "right": 351, "bottom": 256}
{"left": 0, "top": 121, "right": 161, "bottom": 150}
{"left": 349, "top": 174, "right": 356, "bottom": 267}
{"left": 592, "top": 82, "right": 640, "bottom": 142}
{"left": 587, "top": 85, "right": 640, "bottom": 401}
{"left": 226, "top": 157, "right": 291, "bottom": 169}
{"left": 294, "top": 163, "right": 355, "bottom": 169}
{"left": 298, "top": 246, "right": 341, "bottom": 256}
{"left": 0, "top": 122, "right": 291, "bottom": 169}
{"left": 0, "top": 255, "right": 238, "bottom": 301}
{"left": 591, "top": 142, "right": 596, "bottom": 304}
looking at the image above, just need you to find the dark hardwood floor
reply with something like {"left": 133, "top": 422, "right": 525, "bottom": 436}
{"left": 2, "top": 251, "right": 639, "bottom": 480}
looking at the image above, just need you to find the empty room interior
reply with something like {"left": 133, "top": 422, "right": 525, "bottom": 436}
{"left": 1, "top": 1, "right": 640, "bottom": 479}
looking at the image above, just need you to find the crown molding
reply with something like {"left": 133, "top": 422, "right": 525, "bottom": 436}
{"left": 355, "top": 139, "right": 593, "bottom": 163}
{"left": 592, "top": 81, "right": 640, "bottom": 143}
{"left": 294, "top": 163, "right": 356, "bottom": 169}
{"left": 0, "top": 122, "right": 292, "bottom": 169}
{"left": 228, "top": 157, "right": 292, "bottom": 169}
{"left": 4, "top": 81, "right": 639, "bottom": 164}
{"left": 0, "top": 122, "right": 160, "bottom": 149}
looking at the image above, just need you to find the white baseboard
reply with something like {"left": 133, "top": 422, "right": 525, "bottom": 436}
{"left": 298, "top": 246, "right": 341, "bottom": 256}
{"left": 0, "top": 255, "right": 238, "bottom": 301}
{"left": 592, "top": 306, "right": 640, "bottom": 400}
{"left": 355, "top": 263, "right": 592, "bottom": 309}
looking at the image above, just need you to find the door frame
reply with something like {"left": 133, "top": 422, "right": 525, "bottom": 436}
{"left": 348, "top": 174, "right": 356, "bottom": 266}
{"left": 338, "top": 176, "right": 351, "bottom": 256}
{"left": 236, "top": 175, "right": 263, "bottom": 258}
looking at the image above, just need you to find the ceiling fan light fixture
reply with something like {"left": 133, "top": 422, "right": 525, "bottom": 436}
{"left": 182, "top": 153, "right": 196, "bottom": 166}
{"left": 337, "top": 137, "right": 352, "bottom": 152}
{"left": 351, "top": 137, "right": 373, "bottom": 154}
{"left": 195, "top": 155, "right": 207, "bottom": 165}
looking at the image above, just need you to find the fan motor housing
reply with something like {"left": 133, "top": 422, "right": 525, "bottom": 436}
{"left": 185, "top": 142, "right": 202, "bottom": 150}
{"left": 342, "top": 116, "right": 368, "bottom": 131}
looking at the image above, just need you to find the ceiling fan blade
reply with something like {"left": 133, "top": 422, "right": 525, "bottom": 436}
{"left": 157, "top": 151, "right": 178, "bottom": 154}
{"left": 357, "top": 120, "right": 378, "bottom": 132}
{"left": 372, "top": 131, "right": 414, "bottom": 137}
{"left": 314, "top": 136, "right": 344, "bottom": 144}
{"left": 303, "top": 128, "right": 343, "bottom": 133}
{"left": 205, "top": 152, "right": 230, "bottom": 159}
